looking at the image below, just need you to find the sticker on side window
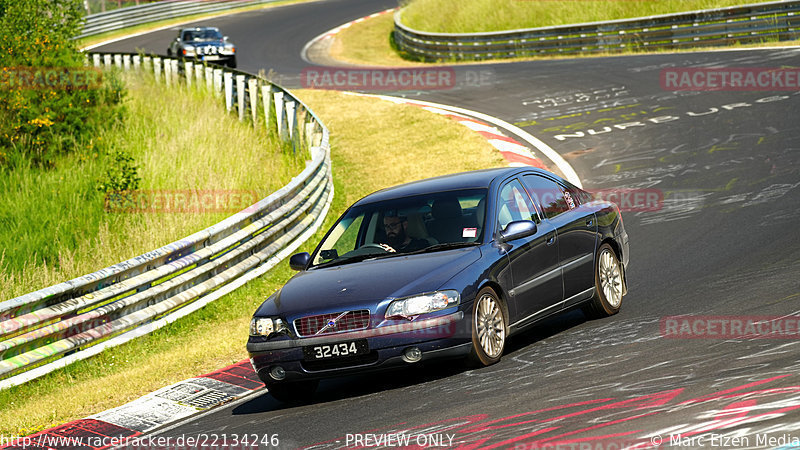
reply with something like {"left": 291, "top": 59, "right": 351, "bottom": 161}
{"left": 564, "top": 191, "right": 576, "bottom": 209}
{"left": 462, "top": 228, "right": 478, "bottom": 238}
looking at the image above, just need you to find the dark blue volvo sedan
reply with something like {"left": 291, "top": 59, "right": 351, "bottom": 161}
{"left": 247, "top": 167, "right": 629, "bottom": 401}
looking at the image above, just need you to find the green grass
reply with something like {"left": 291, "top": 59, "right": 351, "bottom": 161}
{"left": 0, "top": 88, "right": 506, "bottom": 436}
{"left": 400, "top": 0, "right": 763, "bottom": 33}
{"left": 0, "top": 70, "right": 303, "bottom": 301}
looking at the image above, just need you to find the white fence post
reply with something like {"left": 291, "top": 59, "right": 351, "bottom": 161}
{"left": 286, "top": 101, "right": 296, "bottom": 141}
{"left": 184, "top": 62, "right": 193, "bottom": 88}
{"left": 206, "top": 66, "right": 214, "bottom": 91}
{"left": 113, "top": 54, "right": 123, "bottom": 68}
{"left": 164, "top": 58, "right": 172, "bottom": 87}
{"left": 133, "top": 55, "right": 141, "bottom": 68}
{"left": 261, "top": 84, "right": 273, "bottom": 133}
{"left": 123, "top": 54, "right": 131, "bottom": 70}
{"left": 248, "top": 78, "right": 259, "bottom": 126}
{"left": 305, "top": 122, "right": 315, "bottom": 148}
{"left": 103, "top": 54, "right": 112, "bottom": 67}
{"left": 171, "top": 59, "right": 179, "bottom": 85}
{"left": 195, "top": 63, "right": 204, "bottom": 88}
{"left": 224, "top": 72, "right": 234, "bottom": 111}
{"left": 92, "top": 54, "right": 101, "bottom": 67}
{"left": 236, "top": 74, "right": 246, "bottom": 121}
{"left": 274, "top": 91, "right": 285, "bottom": 140}
{"left": 213, "top": 68, "right": 223, "bottom": 96}
{"left": 153, "top": 57, "right": 162, "bottom": 82}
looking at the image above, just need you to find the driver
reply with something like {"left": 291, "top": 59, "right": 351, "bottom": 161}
{"left": 382, "top": 214, "right": 428, "bottom": 252}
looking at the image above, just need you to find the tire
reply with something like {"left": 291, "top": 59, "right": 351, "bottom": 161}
{"left": 265, "top": 379, "right": 319, "bottom": 403}
{"left": 583, "top": 243, "right": 624, "bottom": 318}
{"left": 468, "top": 287, "right": 507, "bottom": 366}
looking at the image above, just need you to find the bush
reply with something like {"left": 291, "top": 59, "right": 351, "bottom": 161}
{"left": 0, "top": 0, "right": 125, "bottom": 168}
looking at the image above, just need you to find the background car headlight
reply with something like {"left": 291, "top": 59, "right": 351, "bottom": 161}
{"left": 385, "top": 290, "right": 460, "bottom": 320}
{"left": 182, "top": 45, "right": 195, "bottom": 56}
{"left": 249, "top": 317, "right": 289, "bottom": 337}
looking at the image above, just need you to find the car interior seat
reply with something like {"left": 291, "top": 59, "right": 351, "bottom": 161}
{"left": 428, "top": 197, "right": 463, "bottom": 244}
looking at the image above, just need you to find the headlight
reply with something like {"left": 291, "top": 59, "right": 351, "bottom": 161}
{"left": 223, "top": 44, "right": 235, "bottom": 54}
{"left": 249, "top": 317, "right": 290, "bottom": 337}
{"left": 385, "top": 290, "right": 460, "bottom": 320}
{"left": 182, "top": 45, "right": 195, "bottom": 56}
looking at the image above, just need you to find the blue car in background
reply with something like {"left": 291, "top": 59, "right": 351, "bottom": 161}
{"left": 247, "top": 167, "right": 629, "bottom": 401}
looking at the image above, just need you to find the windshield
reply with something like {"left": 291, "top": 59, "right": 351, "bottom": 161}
{"left": 183, "top": 29, "right": 223, "bottom": 42}
{"left": 311, "top": 189, "right": 487, "bottom": 267}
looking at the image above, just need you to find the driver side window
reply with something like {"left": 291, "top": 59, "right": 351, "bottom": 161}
{"left": 497, "top": 179, "right": 537, "bottom": 231}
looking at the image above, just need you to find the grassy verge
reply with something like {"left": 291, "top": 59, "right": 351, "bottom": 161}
{"left": 329, "top": 6, "right": 800, "bottom": 67}
{"left": 0, "top": 89, "right": 505, "bottom": 436}
{"left": 78, "top": 0, "right": 316, "bottom": 49}
{"left": 0, "top": 71, "right": 302, "bottom": 300}
{"left": 330, "top": 13, "right": 418, "bottom": 67}
{"left": 402, "top": 0, "right": 768, "bottom": 33}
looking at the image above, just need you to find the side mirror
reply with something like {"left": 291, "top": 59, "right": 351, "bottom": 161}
{"left": 289, "top": 252, "right": 310, "bottom": 271}
{"left": 499, "top": 220, "right": 537, "bottom": 242}
{"left": 223, "top": 36, "right": 229, "bottom": 41}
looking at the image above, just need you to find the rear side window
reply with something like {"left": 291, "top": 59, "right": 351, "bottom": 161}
{"left": 523, "top": 175, "right": 570, "bottom": 219}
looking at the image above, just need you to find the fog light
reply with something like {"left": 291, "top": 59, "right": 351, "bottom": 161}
{"left": 403, "top": 347, "right": 422, "bottom": 363}
{"left": 270, "top": 366, "right": 286, "bottom": 380}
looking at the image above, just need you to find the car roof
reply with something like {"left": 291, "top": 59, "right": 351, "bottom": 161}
{"left": 353, "top": 166, "right": 556, "bottom": 206}
{"left": 181, "top": 27, "right": 219, "bottom": 32}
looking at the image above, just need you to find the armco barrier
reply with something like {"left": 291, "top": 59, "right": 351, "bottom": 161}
{"left": 0, "top": 53, "right": 333, "bottom": 388}
{"left": 79, "top": 0, "right": 280, "bottom": 39}
{"left": 393, "top": 0, "right": 800, "bottom": 61}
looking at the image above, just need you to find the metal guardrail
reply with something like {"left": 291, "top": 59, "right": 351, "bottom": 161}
{"left": 0, "top": 53, "right": 333, "bottom": 388}
{"left": 79, "top": 0, "right": 280, "bottom": 39}
{"left": 393, "top": 0, "right": 800, "bottom": 61}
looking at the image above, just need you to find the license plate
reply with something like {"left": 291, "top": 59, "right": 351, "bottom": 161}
{"left": 303, "top": 340, "right": 369, "bottom": 360}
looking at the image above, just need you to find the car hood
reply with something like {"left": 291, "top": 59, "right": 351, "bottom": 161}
{"left": 256, "top": 247, "right": 481, "bottom": 317}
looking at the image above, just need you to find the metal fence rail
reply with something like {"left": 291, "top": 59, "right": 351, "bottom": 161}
{"left": 393, "top": 0, "right": 800, "bottom": 61}
{"left": 0, "top": 53, "right": 333, "bottom": 388}
{"left": 79, "top": 0, "right": 280, "bottom": 39}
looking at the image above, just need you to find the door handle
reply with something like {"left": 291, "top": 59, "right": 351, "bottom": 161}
{"left": 546, "top": 232, "right": 556, "bottom": 246}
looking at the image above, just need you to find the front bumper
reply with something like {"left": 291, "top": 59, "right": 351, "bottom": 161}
{"left": 247, "top": 311, "right": 471, "bottom": 383}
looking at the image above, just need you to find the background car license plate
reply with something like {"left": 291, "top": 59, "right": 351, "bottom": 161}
{"left": 303, "top": 340, "right": 368, "bottom": 360}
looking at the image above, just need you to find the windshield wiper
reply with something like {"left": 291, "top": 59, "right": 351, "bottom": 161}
{"left": 405, "top": 242, "right": 480, "bottom": 255}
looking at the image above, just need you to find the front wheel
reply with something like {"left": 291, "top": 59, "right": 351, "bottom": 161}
{"left": 265, "top": 379, "right": 319, "bottom": 403}
{"left": 468, "top": 287, "right": 507, "bottom": 366}
{"left": 583, "top": 243, "right": 624, "bottom": 318}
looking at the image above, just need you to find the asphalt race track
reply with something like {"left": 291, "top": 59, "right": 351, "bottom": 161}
{"left": 96, "top": 0, "right": 800, "bottom": 447}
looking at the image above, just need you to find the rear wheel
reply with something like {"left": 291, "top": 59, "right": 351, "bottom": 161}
{"left": 265, "top": 379, "right": 318, "bottom": 403}
{"left": 468, "top": 287, "right": 506, "bottom": 366}
{"left": 583, "top": 243, "right": 624, "bottom": 318}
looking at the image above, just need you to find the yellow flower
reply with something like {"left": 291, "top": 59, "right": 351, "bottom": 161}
{"left": 28, "top": 117, "right": 54, "bottom": 127}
